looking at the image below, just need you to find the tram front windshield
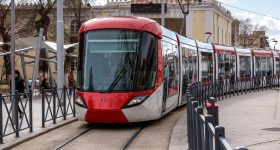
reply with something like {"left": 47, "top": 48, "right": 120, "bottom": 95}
{"left": 78, "top": 29, "right": 157, "bottom": 92}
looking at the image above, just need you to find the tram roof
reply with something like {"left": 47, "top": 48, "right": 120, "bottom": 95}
{"left": 196, "top": 41, "right": 213, "bottom": 53}
{"left": 272, "top": 50, "right": 280, "bottom": 57}
{"left": 252, "top": 49, "right": 272, "bottom": 57}
{"left": 213, "top": 44, "right": 235, "bottom": 54}
{"left": 161, "top": 27, "right": 177, "bottom": 42}
{"left": 235, "top": 47, "right": 252, "bottom": 55}
{"left": 80, "top": 16, "right": 162, "bottom": 38}
{"left": 177, "top": 35, "right": 196, "bottom": 50}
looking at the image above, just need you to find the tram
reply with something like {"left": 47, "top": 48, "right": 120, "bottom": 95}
{"left": 75, "top": 16, "right": 279, "bottom": 123}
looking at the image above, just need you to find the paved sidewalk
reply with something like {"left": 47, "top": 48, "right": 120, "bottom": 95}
{"left": 218, "top": 89, "right": 280, "bottom": 149}
{"left": 170, "top": 89, "right": 280, "bottom": 150}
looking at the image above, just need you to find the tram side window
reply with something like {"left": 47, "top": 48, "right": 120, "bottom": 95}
{"left": 255, "top": 57, "right": 272, "bottom": 76}
{"left": 276, "top": 57, "right": 280, "bottom": 74}
{"left": 218, "top": 54, "right": 236, "bottom": 79}
{"left": 182, "top": 47, "right": 197, "bottom": 84}
{"left": 201, "top": 52, "right": 213, "bottom": 82}
{"left": 182, "top": 47, "right": 192, "bottom": 84}
{"left": 162, "top": 41, "right": 179, "bottom": 96}
{"left": 239, "top": 56, "right": 251, "bottom": 77}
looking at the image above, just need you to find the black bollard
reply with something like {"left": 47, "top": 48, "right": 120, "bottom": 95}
{"left": 206, "top": 97, "right": 219, "bottom": 127}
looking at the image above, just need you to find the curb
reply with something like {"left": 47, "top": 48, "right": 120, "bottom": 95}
{"left": 0, "top": 118, "right": 78, "bottom": 150}
{"left": 168, "top": 112, "right": 187, "bottom": 150}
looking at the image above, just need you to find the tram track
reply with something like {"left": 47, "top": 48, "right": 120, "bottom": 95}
{"left": 122, "top": 125, "right": 146, "bottom": 150}
{"left": 52, "top": 125, "right": 98, "bottom": 150}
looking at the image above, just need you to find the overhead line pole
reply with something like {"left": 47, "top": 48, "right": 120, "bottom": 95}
{"left": 11, "top": 0, "right": 15, "bottom": 96}
{"left": 161, "top": 0, "right": 165, "bottom": 27}
{"left": 57, "top": 0, "right": 64, "bottom": 92}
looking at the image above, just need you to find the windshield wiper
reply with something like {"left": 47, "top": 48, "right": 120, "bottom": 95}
{"left": 106, "top": 67, "right": 127, "bottom": 93}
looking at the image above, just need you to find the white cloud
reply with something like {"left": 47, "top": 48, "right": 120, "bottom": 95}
{"left": 254, "top": 16, "right": 280, "bottom": 49}
{"left": 233, "top": 12, "right": 257, "bottom": 20}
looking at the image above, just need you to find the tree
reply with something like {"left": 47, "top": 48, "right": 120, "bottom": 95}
{"left": 0, "top": 1, "right": 11, "bottom": 81}
{"left": 34, "top": 0, "right": 57, "bottom": 40}
{"left": 238, "top": 18, "right": 268, "bottom": 48}
{"left": 33, "top": 0, "right": 57, "bottom": 73}
{"left": 64, "top": 0, "right": 89, "bottom": 73}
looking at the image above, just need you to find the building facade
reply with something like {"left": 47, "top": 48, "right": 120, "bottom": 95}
{"left": 185, "top": 0, "right": 233, "bottom": 45}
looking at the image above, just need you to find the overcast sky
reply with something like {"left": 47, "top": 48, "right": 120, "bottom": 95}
{"left": 218, "top": 0, "right": 280, "bottom": 49}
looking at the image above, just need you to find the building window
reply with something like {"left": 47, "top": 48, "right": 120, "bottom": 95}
{"left": 70, "top": 20, "right": 79, "bottom": 35}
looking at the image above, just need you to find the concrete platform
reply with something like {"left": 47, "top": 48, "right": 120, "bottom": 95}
{"left": 218, "top": 89, "right": 280, "bottom": 149}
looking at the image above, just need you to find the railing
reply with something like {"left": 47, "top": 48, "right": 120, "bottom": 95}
{"left": 0, "top": 86, "right": 76, "bottom": 144}
{"left": 41, "top": 86, "right": 76, "bottom": 128}
{"left": 0, "top": 90, "right": 33, "bottom": 144}
{"left": 187, "top": 75, "right": 280, "bottom": 150}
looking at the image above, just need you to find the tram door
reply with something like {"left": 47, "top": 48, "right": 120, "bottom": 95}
{"left": 162, "top": 41, "right": 179, "bottom": 113}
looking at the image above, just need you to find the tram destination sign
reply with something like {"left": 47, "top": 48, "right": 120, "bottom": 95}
{"left": 131, "top": 3, "right": 167, "bottom": 13}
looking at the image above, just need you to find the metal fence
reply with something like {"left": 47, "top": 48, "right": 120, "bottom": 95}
{"left": 0, "top": 90, "right": 32, "bottom": 144}
{"left": 187, "top": 75, "right": 280, "bottom": 150}
{"left": 0, "top": 86, "right": 76, "bottom": 144}
{"left": 41, "top": 86, "right": 76, "bottom": 128}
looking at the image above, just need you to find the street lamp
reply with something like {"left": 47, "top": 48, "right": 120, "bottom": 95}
{"left": 178, "top": 0, "right": 190, "bottom": 35}
{"left": 248, "top": 37, "right": 254, "bottom": 48}
{"left": 87, "top": 2, "right": 95, "bottom": 19}
{"left": 204, "top": 32, "right": 212, "bottom": 43}
{"left": 273, "top": 40, "right": 278, "bottom": 51}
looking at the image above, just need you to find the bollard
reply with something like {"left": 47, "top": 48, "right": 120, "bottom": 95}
{"left": 215, "top": 126, "right": 225, "bottom": 150}
{"left": 204, "top": 115, "right": 213, "bottom": 150}
{"left": 196, "top": 107, "right": 203, "bottom": 150}
{"left": 206, "top": 97, "right": 219, "bottom": 127}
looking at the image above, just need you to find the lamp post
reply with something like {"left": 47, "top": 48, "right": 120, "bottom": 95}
{"left": 178, "top": 0, "right": 190, "bottom": 35}
{"left": 87, "top": 2, "right": 95, "bottom": 19}
{"left": 273, "top": 40, "right": 278, "bottom": 51}
{"left": 248, "top": 37, "right": 254, "bottom": 48}
{"left": 204, "top": 32, "right": 212, "bottom": 43}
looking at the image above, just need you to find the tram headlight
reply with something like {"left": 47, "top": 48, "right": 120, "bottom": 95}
{"left": 125, "top": 95, "right": 148, "bottom": 108}
{"left": 75, "top": 95, "right": 86, "bottom": 108}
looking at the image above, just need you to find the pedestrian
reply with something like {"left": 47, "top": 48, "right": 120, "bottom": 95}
{"left": 14, "top": 70, "right": 25, "bottom": 118}
{"left": 68, "top": 71, "right": 76, "bottom": 95}
{"left": 40, "top": 77, "right": 50, "bottom": 89}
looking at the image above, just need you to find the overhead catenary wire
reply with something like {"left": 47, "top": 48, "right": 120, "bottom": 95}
{"left": 220, "top": 2, "right": 280, "bottom": 21}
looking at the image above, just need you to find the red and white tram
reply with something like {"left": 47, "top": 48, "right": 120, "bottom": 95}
{"left": 75, "top": 16, "right": 181, "bottom": 123}
{"left": 75, "top": 16, "right": 280, "bottom": 123}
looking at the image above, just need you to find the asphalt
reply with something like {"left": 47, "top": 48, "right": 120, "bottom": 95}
{"left": 1, "top": 88, "right": 280, "bottom": 150}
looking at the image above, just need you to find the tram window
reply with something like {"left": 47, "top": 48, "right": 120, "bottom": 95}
{"left": 217, "top": 54, "right": 236, "bottom": 79}
{"left": 182, "top": 47, "right": 197, "bottom": 85}
{"left": 255, "top": 57, "right": 272, "bottom": 76}
{"left": 162, "top": 41, "right": 179, "bottom": 96}
{"left": 276, "top": 57, "right": 280, "bottom": 74}
{"left": 239, "top": 56, "right": 251, "bottom": 77}
{"left": 79, "top": 29, "right": 158, "bottom": 92}
{"left": 201, "top": 52, "right": 213, "bottom": 82}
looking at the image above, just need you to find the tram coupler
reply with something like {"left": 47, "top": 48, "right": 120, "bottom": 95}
{"left": 206, "top": 97, "right": 219, "bottom": 127}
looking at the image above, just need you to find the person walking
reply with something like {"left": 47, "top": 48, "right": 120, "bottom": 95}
{"left": 68, "top": 71, "right": 76, "bottom": 95}
{"left": 14, "top": 70, "right": 25, "bottom": 118}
